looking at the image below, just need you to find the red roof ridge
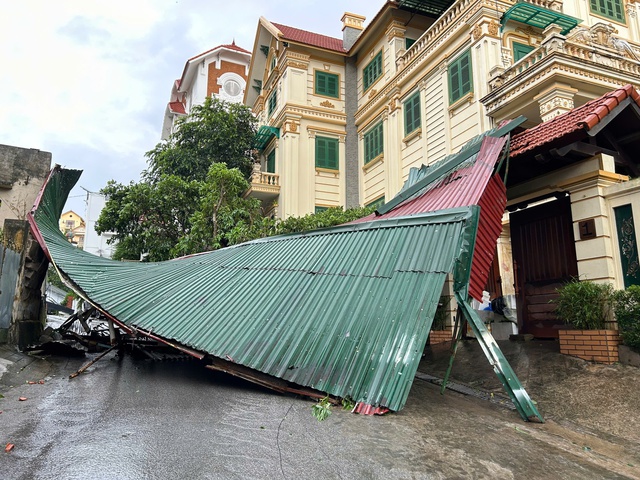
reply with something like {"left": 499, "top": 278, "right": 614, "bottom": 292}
{"left": 271, "top": 21, "right": 346, "bottom": 53}
{"left": 511, "top": 84, "right": 640, "bottom": 157}
{"left": 187, "top": 42, "right": 250, "bottom": 62}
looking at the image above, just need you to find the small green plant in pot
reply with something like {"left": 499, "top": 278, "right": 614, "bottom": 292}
{"left": 554, "top": 279, "right": 620, "bottom": 364}
{"left": 613, "top": 285, "right": 640, "bottom": 353}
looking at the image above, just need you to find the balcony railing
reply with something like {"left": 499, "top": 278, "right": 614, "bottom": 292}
{"left": 252, "top": 171, "right": 279, "bottom": 186}
{"left": 489, "top": 23, "right": 640, "bottom": 92}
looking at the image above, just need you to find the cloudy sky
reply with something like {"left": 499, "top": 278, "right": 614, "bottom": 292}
{"left": 1, "top": 0, "right": 382, "bottom": 214}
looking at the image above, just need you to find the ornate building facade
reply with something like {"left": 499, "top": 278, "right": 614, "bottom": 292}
{"left": 244, "top": 0, "right": 640, "bottom": 337}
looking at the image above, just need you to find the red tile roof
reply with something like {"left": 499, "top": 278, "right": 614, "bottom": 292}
{"left": 187, "top": 40, "right": 250, "bottom": 62}
{"left": 511, "top": 84, "right": 640, "bottom": 157}
{"left": 168, "top": 101, "right": 186, "bottom": 115}
{"left": 271, "top": 22, "right": 346, "bottom": 53}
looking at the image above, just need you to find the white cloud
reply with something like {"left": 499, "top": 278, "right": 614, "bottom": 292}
{"left": 0, "top": 0, "right": 382, "bottom": 212}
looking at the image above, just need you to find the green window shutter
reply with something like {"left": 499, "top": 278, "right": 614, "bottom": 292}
{"left": 513, "top": 42, "right": 534, "bottom": 62}
{"left": 404, "top": 91, "right": 421, "bottom": 136}
{"left": 266, "top": 150, "right": 275, "bottom": 173}
{"left": 315, "top": 206, "right": 328, "bottom": 214}
{"left": 315, "top": 71, "right": 339, "bottom": 98}
{"left": 405, "top": 38, "right": 416, "bottom": 49}
{"left": 366, "top": 196, "right": 385, "bottom": 209}
{"left": 363, "top": 51, "right": 382, "bottom": 92}
{"left": 315, "top": 136, "right": 339, "bottom": 170}
{"left": 448, "top": 50, "right": 472, "bottom": 104}
{"left": 590, "top": 0, "right": 625, "bottom": 22}
{"left": 364, "top": 122, "right": 384, "bottom": 164}
{"left": 268, "top": 90, "right": 277, "bottom": 116}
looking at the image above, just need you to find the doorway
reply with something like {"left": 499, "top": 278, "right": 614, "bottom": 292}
{"left": 510, "top": 195, "right": 578, "bottom": 338}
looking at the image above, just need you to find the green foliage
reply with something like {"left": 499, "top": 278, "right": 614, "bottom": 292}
{"left": 554, "top": 279, "right": 614, "bottom": 330}
{"left": 144, "top": 97, "right": 257, "bottom": 182}
{"left": 62, "top": 291, "right": 77, "bottom": 306}
{"left": 172, "top": 163, "right": 263, "bottom": 256}
{"left": 311, "top": 396, "right": 332, "bottom": 421}
{"left": 432, "top": 296, "right": 451, "bottom": 331}
{"left": 96, "top": 176, "right": 201, "bottom": 261}
{"left": 341, "top": 396, "right": 355, "bottom": 411}
{"left": 47, "top": 265, "right": 67, "bottom": 290}
{"left": 227, "top": 206, "right": 375, "bottom": 246}
{"left": 614, "top": 285, "right": 640, "bottom": 351}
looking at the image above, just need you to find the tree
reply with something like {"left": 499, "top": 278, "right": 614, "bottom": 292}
{"left": 172, "top": 163, "right": 263, "bottom": 256}
{"left": 96, "top": 176, "right": 200, "bottom": 261}
{"left": 144, "top": 96, "right": 257, "bottom": 182}
{"left": 96, "top": 96, "right": 374, "bottom": 261}
{"left": 226, "top": 205, "right": 375, "bottom": 246}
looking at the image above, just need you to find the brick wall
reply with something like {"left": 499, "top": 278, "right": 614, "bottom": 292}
{"left": 558, "top": 329, "right": 622, "bottom": 364}
{"left": 207, "top": 61, "right": 248, "bottom": 96}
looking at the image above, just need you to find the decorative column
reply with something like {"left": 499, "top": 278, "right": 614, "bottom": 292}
{"left": 627, "top": 1, "right": 640, "bottom": 44}
{"left": 534, "top": 83, "right": 578, "bottom": 122}
{"left": 558, "top": 154, "right": 628, "bottom": 284}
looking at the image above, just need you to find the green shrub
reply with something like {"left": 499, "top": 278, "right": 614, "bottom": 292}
{"left": 614, "top": 285, "right": 640, "bottom": 352}
{"left": 554, "top": 279, "right": 614, "bottom": 330}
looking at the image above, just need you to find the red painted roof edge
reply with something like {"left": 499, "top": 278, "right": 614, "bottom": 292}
{"left": 186, "top": 41, "right": 250, "bottom": 62}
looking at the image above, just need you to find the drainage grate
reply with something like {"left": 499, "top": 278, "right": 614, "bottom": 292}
{"left": 414, "top": 371, "right": 516, "bottom": 410}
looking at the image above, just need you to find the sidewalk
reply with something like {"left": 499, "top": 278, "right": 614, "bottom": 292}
{"left": 420, "top": 338, "right": 640, "bottom": 453}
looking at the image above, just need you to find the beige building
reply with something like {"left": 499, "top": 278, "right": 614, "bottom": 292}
{"left": 59, "top": 210, "right": 85, "bottom": 248}
{"left": 244, "top": 0, "right": 640, "bottom": 337}
{"left": 0, "top": 144, "right": 51, "bottom": 224}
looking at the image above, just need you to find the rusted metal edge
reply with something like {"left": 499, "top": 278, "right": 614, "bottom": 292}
{"left": 205, "top": 357, "right": 337, "bottom": 403}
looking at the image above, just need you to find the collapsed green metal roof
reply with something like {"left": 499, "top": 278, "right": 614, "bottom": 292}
{"left": 500, "top": 2, "right": 582, "bottom": 35}
{"left": 29, "top": 165, "right": 542, "bottom": 421}
{"left": 32, "top": 168, "right": 477, "bottom": 411}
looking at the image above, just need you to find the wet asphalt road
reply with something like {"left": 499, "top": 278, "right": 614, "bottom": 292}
{"left": 1, "top": 344, "right": 639, "bottom": 479}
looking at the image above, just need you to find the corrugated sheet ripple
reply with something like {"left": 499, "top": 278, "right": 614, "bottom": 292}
{"left": 30, "top": 168, "right": 481, "bottom": 412}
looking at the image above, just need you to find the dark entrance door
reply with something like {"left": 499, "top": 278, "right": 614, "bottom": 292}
{"left": 511, "top": 195, "right": 578, "bottom": 338}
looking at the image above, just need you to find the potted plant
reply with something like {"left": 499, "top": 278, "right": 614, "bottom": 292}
{"left": 613, "top": 285, "right": 640, "bottom": 366}
{"left": 429, "top": 296, "right": 452, "bottom": 345}
{"left": 555, "top": 279, "right": 621, "bottom": 364}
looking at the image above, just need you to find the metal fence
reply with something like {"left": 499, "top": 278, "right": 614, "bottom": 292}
{"left": 0, "top": 244, "right": 20, "bottom": 329}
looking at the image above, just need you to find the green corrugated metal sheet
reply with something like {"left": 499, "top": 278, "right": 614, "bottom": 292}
{"left": 501, "top": 3, "right": 581, "bottom": 35}
{"left": 31, "top": 167, "right": 481, "bottom": 412}
{"left": 254, "top": 125, "right": 280, "bottom": 151}
{"left": 397, "top": 0, "right": 456, "bottom": 17}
